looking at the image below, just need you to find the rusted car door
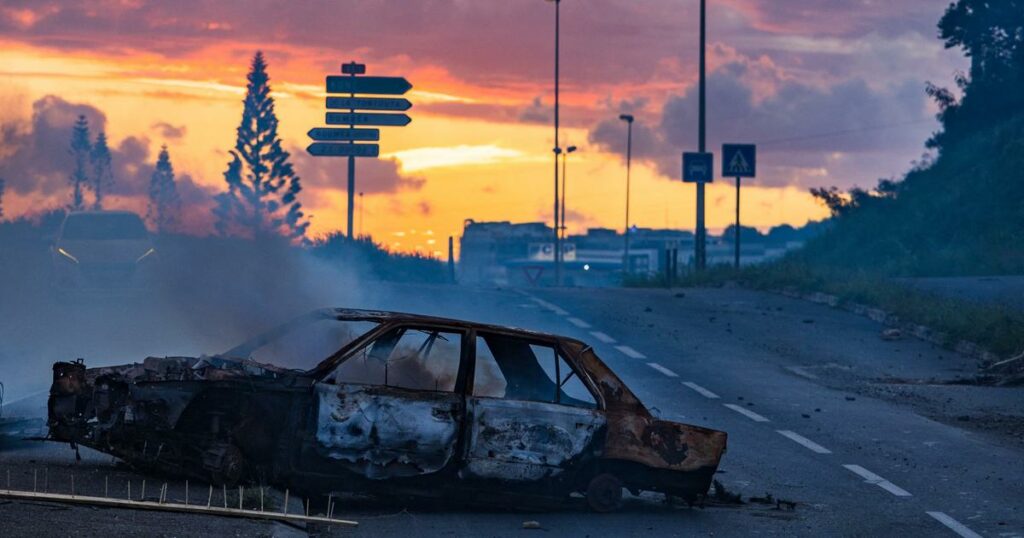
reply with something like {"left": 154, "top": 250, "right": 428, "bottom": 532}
{"left": 311, "top": 325, "right": 468, "bottom": 479}
{"left": 463, "top": 332, "right": 606, "bottom": 482}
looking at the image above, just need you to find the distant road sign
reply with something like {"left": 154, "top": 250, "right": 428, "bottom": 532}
{"left": 722, "top": 144, "right": 756, "bottom": 177}
{"left": 341, "top": 62, "right": 366, "bottom": 75}
{"left": 306, "top": 143, "right": 380, "bottom": 158}
{"left": 326, "top": 76, "right": 412, "bottom": 95}
{"left": 326, "top": 112, "right": 412, "bottom": 127}
{"left": 326, "top": 97, "right": 412, "bottom": 111}
{"left": 683, "top": 152, "right": 714, "bottom": 183}
{"left": 307, "top": 127, "right": 380, "bottom": 141}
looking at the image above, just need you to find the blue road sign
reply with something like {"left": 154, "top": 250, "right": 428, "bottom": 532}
{"left": 307, "top": 127, "right": 380, "bottom": 141}
{"left": 326, "top": 76, "right": 412, "bottom": 95}
{"left": 683, "top": 152, "right": 714, "bottom": 183}
{"left": 306, "top": 143, "right": 380, "bottom": 158}
{"left": 722, "top": 144, "right": 756, "bottom": 177}
{"left": 326, "top": 97, "right": 412, "bottom": 111}
{"left": 326, "top": 112, "right": 412, "bottom": 127}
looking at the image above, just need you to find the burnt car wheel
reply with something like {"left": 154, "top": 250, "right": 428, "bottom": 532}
{"left": 213, "top": 444, "right": 247, "bottom": 485}
{"left": 586, "top": 473, "right": 624, "bottom": 513}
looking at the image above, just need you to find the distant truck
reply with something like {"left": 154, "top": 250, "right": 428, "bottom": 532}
{"left": 50, "top": 211, "right": 158, "bottom": 298}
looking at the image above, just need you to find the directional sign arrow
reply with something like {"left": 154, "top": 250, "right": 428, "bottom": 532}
{"left": 326, "top": 97, "right": 412, "bottom": 111}
{"left": 326, "top": 112, "right": 412, "bottom": 127}
{"left": 306, "top": 143, "right": 380, "bottom": 158}
{"left": 326, "top": 76, "right": 412, "bottom": 95}
{"left": 307, "top": 127, "right": 380, "bottom": 142}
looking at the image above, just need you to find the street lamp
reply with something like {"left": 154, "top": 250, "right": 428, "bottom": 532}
{"left": 560, "top": 145, "right": 577, "bottom": 243}
{"left": 619, "top": 114, "right": 634, "bottom": 275}
{"left": 547, "top": 0, "right": 562, "bottom": 286}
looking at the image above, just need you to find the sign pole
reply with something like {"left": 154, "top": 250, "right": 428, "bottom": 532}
{"left": 695, "top": 0, "right": 708, "bottom": 271}
{"left": 346, "top": 63, "right": 357, "bottom": 239}
{"left": 734, "top": 176, "right": 741, "bottom": 269}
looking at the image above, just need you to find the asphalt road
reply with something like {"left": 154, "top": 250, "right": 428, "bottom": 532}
{"left": 1, "top": 277, "right": 1022, "bottom": 536}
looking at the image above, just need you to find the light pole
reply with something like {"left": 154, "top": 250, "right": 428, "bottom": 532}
{"left": 560, "top": 145, "right": 577, "bottom": 243}
{"left": 695, "top": 0, "right": 708, "bottom": 270}
{"left": 547, "top": 0, "right": 562, "bottom": 286}
{"left": 619, "top": 114, "right": 634, "bottom": 275}
{"left": 358, "top": 191, "right": 364, "bottom": 238}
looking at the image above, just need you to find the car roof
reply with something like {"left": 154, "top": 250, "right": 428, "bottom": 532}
{"left": 323, "top": 307, "right": 584, "bottom": 345}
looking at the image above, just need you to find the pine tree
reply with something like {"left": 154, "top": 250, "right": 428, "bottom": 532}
{"left": 214, "top": 51, "right": 308, "bottom": 240}
{"left": 147, "top": 145, "right": 181, "bottom": 233}
{"left": 90, "top": 131, "right": 114, "bottom": 210}
{"left": 68, "top": 115, "right": 91, "bottom": 211}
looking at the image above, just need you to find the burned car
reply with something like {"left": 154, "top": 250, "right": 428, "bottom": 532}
{"left": 47, "top": 309, "right": 727, "bottom": 511}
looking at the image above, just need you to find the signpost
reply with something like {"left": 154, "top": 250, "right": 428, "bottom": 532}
{"left": 307, "top": 128, "right": 380, "bottom": 142}
{"left": 325, "top": 112, "right": 412, "bottom": 127}
{"left": 722, "top": 143, "right": 757, "bottom": 268}
{"left": 308, "top": 62, "right": 413, "bottom": 239}
{"left": 683, "top": 152, "right": 714, "bottom": 183}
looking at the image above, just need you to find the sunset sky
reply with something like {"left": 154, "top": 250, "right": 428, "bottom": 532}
{"left": 0, "top": 1, "right": 965, "bottom": 256}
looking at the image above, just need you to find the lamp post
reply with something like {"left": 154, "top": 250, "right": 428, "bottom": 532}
{"left": 695, "top": 0, "right": 708, "bottom": 270}
{"left": 560, "top": 145, "right": 577, "bottom": 243}
{"left": 619, "top": 114, "right": 634, "bottom": 275}
{"left": 546, "top": 0, "right": 562, "bottom": 286}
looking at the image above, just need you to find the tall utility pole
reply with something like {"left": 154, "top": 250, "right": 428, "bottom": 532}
{"left": 694, "top": 0, "right": 708, "bottom": 270}
{"left": 619, "top": 114, "right": 634, "bottom": 274}
{"left": 550, "top": 0, "right": 562, "bottom": 286}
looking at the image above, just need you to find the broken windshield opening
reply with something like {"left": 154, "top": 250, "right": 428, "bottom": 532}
{"left": 328, "top": 326, "right": 462, "bottom": 392}
{"left": 223, "top": 315, "right": 380, "bottom": 370}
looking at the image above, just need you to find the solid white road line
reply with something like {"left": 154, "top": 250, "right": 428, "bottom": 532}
{"left": 843, "top": 464, "right": 912, "bottom": 497}
{"left": 530, "top": 298, "right": 568, "bottom": 316}
{"left": 682, "top": 381, "right": 720, "bottom": 399}
{"left": 925, "top": 512, "right": 983, "bottom": 538}
{"left": 567, "top": 317, "right": 591, "bottom": 329}
{"left": 723, "top": 403, "right": 770, "bottom": 423}
{"left": 589, "top": 331, "right": 616, "bottom": 344}
{"left": 615, "top": 345, "right": 647, "bottom": 359}
{"left": 777, "top": 430, "right": 832, "bottom": 454}
{"left": 647, "top": 362, "right": 679, "bottom": 377}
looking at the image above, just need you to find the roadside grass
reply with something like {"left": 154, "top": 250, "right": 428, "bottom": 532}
{"left": 633, "top": 260, "right": 1024, "bottom": 358}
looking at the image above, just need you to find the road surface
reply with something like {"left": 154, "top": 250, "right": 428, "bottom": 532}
{"left": 1, "top": 278, "right": 1022, "bottom": 537}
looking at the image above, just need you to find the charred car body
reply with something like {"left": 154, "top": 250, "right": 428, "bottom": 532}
{"left": 47, "top": 309, "right": 727, "bottom": 511}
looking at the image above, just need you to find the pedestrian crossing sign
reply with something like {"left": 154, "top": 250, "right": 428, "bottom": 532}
{"left": 722, "top": 144, "right": 756, "bottom": 178}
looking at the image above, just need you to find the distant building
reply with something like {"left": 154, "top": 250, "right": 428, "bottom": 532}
{"left": 458, "top": 219, "right": 809, "bottom": 287}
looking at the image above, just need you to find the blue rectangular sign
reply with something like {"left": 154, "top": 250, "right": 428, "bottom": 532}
{"left": 683, "top": 152, "right": 714, "bottom": 183}
{"left": 722, "top": 144, "right": 756, "bottom": 178}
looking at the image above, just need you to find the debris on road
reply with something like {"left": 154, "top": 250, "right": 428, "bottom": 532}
{"left": 709, "top": 480, "right": 743, "bottom": 505}
{"left": 522, "top": 520, "right": 542, "bottom": 529}
{"left": 46, "top": 308, "right": 729, "bottom": 512}
{"left": 881, "top": 328, "right": 903, "bottom": 341}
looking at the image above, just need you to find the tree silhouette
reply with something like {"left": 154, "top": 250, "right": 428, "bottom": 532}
{"left": 214, "top": 51, "right": 308, "bottom": 240}
{"left": 147, "top": 145, "right": 181, "bottom": 233}
{"left": 68, "top": 115, "right": 91, "bottom": 211}
{"left": 0, "top": 178, "right": 5, "bottom": 221}
{"left": 90, "top": 131, "right": 113, "bottom": 210}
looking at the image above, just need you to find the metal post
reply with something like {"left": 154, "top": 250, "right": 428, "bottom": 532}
{"left": 448, "top": 236, "right": 456, "bottom": 283}
{"left": 346, "top": 62, "right": 357, "bottom": 239}
{"left": 358, "top": 191, "right": 364, "bottom": 238}
{"left": 552, "top": 0, "right": 562, "bottom": 287}
{"left": 624, "top": 118, "right": 633, "bottom": 274}
{"left": 696, "top": 0, "right": 707, "bottom": 271}
{"left": 561, "top": 151, "right": 567, "bottom": 243}
{"left": 734, "top": 176, "right": 741, "bottom": 269}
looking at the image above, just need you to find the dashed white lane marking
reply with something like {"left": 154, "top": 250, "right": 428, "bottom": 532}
{"left": 785, "top": 365, "right": 818, "bottom": 380}
{"left": 926, "top": 512, "right": 983, "bottom": 538}
{"left": 567, "top": 317, "right": 591, "bottom": 329}
{"left": 777, "top": 430, "right": 832, "bottom": 454}
{"left": 682, "top": 381, "right": 719, "bottom": 399}
{"left": 530, "top": 298, "right": 568, "bottom": 316}
{"left": 615, "top": 345, "right": 647, "bottom": 359}
{"left": 647, "top": 362, "right": 679, "bottom": 377}
{"left": 589, "top": 331, "right": 616, "bottom": 344}
{"left": 723, "top": 403, "right": 770, "bottom": 423}
{"left": 843, "top": 464, "right": 912, "bottom": 497}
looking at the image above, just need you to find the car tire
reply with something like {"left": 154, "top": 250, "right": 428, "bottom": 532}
{"left": 213, "top": 444, "right": 247, "bottom": 485}
{"left": 586, "top": 473, "right": 624, "bottom": 513}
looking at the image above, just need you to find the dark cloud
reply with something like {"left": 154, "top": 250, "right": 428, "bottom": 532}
{"left": 291, "top": 147, "right": 425, "bottom": 195}
{"left": 151, "top": 122, "right": 187, "bottom": 139}
{"left": 589, "top": 61, "right": 932, "bottom": 188}
{"left": 518, "top": 97, "right": 549, "bottom": 124}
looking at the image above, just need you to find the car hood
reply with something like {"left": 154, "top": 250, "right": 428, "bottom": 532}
{"left": 55, "top": 239, "right": 153, "bottom": 264}
{"left": 81, "top": 355, "right": 295, "bottom": 383}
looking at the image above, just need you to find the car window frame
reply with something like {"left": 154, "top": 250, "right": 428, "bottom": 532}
{"left": 467, "top": 329, "right": 603, "bottom": 409}
{"left": 317, "top": 321, "right": 472, "bottom": 395}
